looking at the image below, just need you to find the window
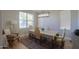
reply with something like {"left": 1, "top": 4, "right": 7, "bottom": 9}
{"left": 38, "top": 17, "right": 50, "bottom": 30}
{"left": 60, "top": 11, "right": 71, "bottom": 30}
{"left": 19, "top": 12, "right": 34, "bottom": 28}
{"left": 38, "top": 13, "right": 50, "bottom": 30}
{"left": 19, "top": 12, "right": 27, "bottom": 28}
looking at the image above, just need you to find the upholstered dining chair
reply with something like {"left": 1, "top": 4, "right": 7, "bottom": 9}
{"left": 56, "top": 32, "right": 65, "bottom": 49}
{"left": 52, "top": 32, "right": 65, "bottom": 49}
{"left": 34, "top": 27, "right": 42, "bottom": 44}
{"left": 34, "top": 27, "right": 41, "bottom": 39}
{"left": 2, "top": 29, "right": 11, "bottom": 48}
{"left": 4, "top": 28, "right": 11, "bottom": 35}
{"left": 4, "top": 28, "right": 19, "bottom": 48}
{"left": 60, "top": 30, "right": 66, "bottom": 49}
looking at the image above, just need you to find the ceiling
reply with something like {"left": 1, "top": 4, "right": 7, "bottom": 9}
{"left": 22, "top": 10, "right": 61, "bottom": 14}
{"left": 32, "top": 10, "right": 61, "bottom": 14}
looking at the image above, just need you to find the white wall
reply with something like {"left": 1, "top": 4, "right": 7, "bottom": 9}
{"left": 0, "top": 10, "right": 20, "bottom": 48}
{"left": 0, "top": 11, "right": 3, "bottom": 48}
{"left": 1, "top": 10, "right": 19, "bottom": 33}
{"left": 71, "top": 10, "right": 78, "bottom": 32}
{"left": 77, "top": 11, "right": 79, "bottom": 28}
{"left": 71, "top": 10, "right": 79, "bottom": 48}
{"left": 34, "top": 13, "right": 38, "bottom": 28}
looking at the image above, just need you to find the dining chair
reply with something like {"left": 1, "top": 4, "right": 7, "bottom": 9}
{"left": 34, "top": 27, "right": 41, "bottom": 44}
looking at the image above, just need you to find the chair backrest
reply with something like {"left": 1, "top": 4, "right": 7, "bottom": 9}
{"left": 34, "top": 27, "right": 41, "bottom": 39}
{"left": 54, "top": 33, "right": 65, "bottom": 48}
{"left": 4, "top": 29, "right": 11, "bottom": 35}
{"left": 62, "top": 29, "right": 66, "bottom": 40}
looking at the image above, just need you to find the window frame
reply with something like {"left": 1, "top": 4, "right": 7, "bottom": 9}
{"left": 19, "top": 12, "right": 34, "bottom": 29}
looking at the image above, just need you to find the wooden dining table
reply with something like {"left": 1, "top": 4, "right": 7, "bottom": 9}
{"left": 29, "top": 30, "right": 64, "bottom": 48}
{"left": 29, "top": 30, "right": 63, "bottom": 40}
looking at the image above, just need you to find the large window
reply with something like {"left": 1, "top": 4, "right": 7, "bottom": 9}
{"left": 19, "top": 12, "right": 34, "bottom": 28}
{"left": 19, "top": 12, "right": 27, "bottom": 28}
{"left": 60, "top": 11, "right": 71, "bottom": 30}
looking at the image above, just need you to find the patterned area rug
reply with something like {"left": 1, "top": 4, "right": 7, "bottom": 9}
{"left": 21, "top": 37, "right": 46, "bottom": 49}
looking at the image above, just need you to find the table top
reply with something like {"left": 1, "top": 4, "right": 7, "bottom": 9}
{"left": 29, "top": 30, "right": 58, "bottom": 36}
{"left": 29, "top": 30, "right": 63, "bottom": 41}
